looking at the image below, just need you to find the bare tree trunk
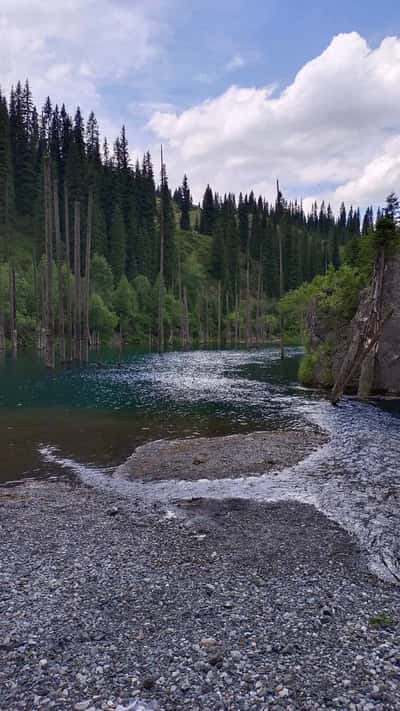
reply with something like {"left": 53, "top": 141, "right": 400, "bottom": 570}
{"left": 83, "top": 190, "right": 93, "bottom": 363}
{"left": 44, "top": 157, "right": 55, "bottom": 368}
{"left": 225, "top": 291, "right": 230, "bottom": 345}
{"left": 177, "top": 243, "right": 185, "bottom": 348}
{"left": 256, "top": 247, "right": 263, "bottom": 346}
{"left": 217, "top": 280, "right": 222, "bottom": 348}
{"left": 278, "top": 224, "right": 285, "bottom": 360}
{"left": 198, "top": 291, "right": 204, "bottom": 346}
{"left": 0, "top": 266, "right": 5, "bottom": 352}
{"left": 8, "top": 263, "right": 17, "bottom": 358}
{"left": 246, "top": 218, "right": 252, "bottom": 348}
{"left": 183, "top": 285, "right": 190, "bottom": 347}
{"left": 64, "top": 185, "right": 73, "bottom": 361}
{"left": 205, "top": 289, "right": 209, "bottom": 344}
{"left": 234, "top": 281, "right": 240, "bottom": 347}
{"left": 53, "top": 174, "right": 65, "bottom": 361}
{"left": 158, "top": 146, "right": 165, "bottom": 353}
{"left": 73, "top": 200, "right": 81, "bottom": 361}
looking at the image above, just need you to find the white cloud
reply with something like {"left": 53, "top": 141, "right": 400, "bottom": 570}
{"left": 149, "top": 32, "right": 400, "bottom": 210}
{"left": 0, "top": 0, "right": 170, "bottom": 142}
{"left": 226, "top": 54, "right": 246, "bottom": 72}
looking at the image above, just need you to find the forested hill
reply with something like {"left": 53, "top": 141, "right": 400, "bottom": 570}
{"left": 0, "top": 81, "right": 376, "bottom": 358}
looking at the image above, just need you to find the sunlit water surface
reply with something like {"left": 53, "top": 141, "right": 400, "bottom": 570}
{"left": 1, "top": 347, "right": 400, "bottom": 583}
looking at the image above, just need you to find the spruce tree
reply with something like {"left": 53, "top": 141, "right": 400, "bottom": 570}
{"left": 179, "top": 174, "right": 191, "bottom": 231}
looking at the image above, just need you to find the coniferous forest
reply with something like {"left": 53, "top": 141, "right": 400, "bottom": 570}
{"left": 0, "top": 81, "right": 377, "bottom": 362}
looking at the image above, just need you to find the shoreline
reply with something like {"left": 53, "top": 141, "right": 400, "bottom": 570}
{"left": 1, "top": 430, "right": 400, "bottom": 710}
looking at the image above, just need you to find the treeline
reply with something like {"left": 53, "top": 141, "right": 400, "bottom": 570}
{"left": 0, "top": 80, "right": 375, "bottom": 360}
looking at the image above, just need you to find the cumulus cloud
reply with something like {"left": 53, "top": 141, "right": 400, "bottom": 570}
{"left": 149, "top": 32, "right": 400, "bottom": 210}
{"left": 0, "top": 0, "right": 170, "bottom": 141}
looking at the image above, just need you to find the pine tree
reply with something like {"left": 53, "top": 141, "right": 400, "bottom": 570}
{"left": 0, "top": 92, "right": 14, "bottom": 255}
{"left": 200, "top": 185, "right": 215, "bottom": 235}
{"left": 179, "top": 174, "right": 191, "bottom": 231}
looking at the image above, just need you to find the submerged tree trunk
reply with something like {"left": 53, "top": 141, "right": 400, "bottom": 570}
{"left": 0, "top": 266, "right": 5, "bottom": 352}
{"left": 73, "top": 200, "right": 81, "bottom": 361}
{"left": 44, "top": 157, "right": 55, "bottom": 368}
{"left": 246, "top": 217, "right": 252, "bottom": 348}
{"left": 217, "top": 280, "right": 222, "bottom": 348}
{"left": 205, "top": 289, "right": 209, "bottom": 344}
{"left": 183, "top": 285, "right": 190, "bottom": 347}
{"left": 158, "top": 147, "right": 165, "bottom": 353}
{"left": 256, "top": 247, "right": 263, "bottom": 346}
{"left": 234, "top": 281, "right": 240, "bottom": 347}
{"left": 64, "top": 184, "right": 73, "bottom": 361}
{"left": 177, "top": 243, "right": 185, "bottom": 348}
{"left": 8, "top": 263, "right": 17, "bottom": 358}
{"left": 53, "top": 174, "right": 65, "bottom": 361}
{"left": 83, "top": 190, "right": 93, "bottom": 363}
{"left": 278, "top": 224, "right": 285, "bottom": 360}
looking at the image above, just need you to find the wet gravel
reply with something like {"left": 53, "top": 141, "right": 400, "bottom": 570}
{"left": 115, "top": 430, "right": 327, "bottom": 482}
{"left": 1, "top": 481, "right": 400, "bottom": 711}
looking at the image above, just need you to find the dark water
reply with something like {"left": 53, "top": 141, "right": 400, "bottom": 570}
{"left": 0, "top": 347, "right": 303, "bottom": 483}
{"left": 2, "top": 346, "right": 400, "bottom": 583}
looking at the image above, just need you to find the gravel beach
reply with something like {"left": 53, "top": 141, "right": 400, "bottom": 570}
{"left": 1, "top": 472, "right": 400, "bottom": 711}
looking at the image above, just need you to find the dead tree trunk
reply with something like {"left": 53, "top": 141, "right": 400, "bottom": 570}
{"left": 331, "top": 248, "right": 391, "bottom": 404}
{"left": 198, "top": 292, "right": 205, "bottom": 346}
{"left": 73, "top": 200, "right": 81, "bottom": 361}
{"left": 234, "top": 281, "right": 240, "bottom": 347}
{"left": 204, "top": 289, "right": 209, "bottom": 345}
{"left": 83, "top": 190, "right": 93, "bottom": 363}
{"left": 256, "top": 247, "right": 263, "bottom": 346}
{"left": 158, "top": 146, "right": 165, "bottom": 353}
{"left": 8, "top": 263, "right": 17, "bottom": 358}
{"left": 246, "top": 215, "right": 252, "bottom": 347}
{"left": 44, "top": 157, "right": 55, "bottom": 368}
{"left": 278, "top": 224, "right": 285, "bottom": 359}
{"left": 177, "top": 243, "right": 185, "bottom": 347}
{"left": 225, "top": 291, "right": 231, "bottom": 345}
{"left": 0, "top": 266, "right": 5, "bottom": 352}
{"left": 183, "top": 285, "right": 191, "bottom": 347}
{"left": 64, "top": 185, "right": 73, "bottom": 361}
{"left": 53, "top": 174, "right": 65, "bottom": 361}
{"left": 217, "top": 280, "right": 222, "bottom": 348}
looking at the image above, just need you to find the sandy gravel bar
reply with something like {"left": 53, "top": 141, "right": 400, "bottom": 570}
{"left": 115, "top": 429, "right": 328, "bottom": 481}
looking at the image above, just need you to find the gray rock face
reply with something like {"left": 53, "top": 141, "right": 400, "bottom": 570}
{"left": 305, "top": 253, "right": 400, "bottom": 395}
{"left": 374, "top": 254, "right": 400, "bottom": 394}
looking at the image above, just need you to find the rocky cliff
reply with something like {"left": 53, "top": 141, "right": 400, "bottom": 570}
{"left": 303, "top": 253, "right": 400, "bottom": 396}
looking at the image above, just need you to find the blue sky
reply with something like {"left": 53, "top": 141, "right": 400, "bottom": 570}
{"left": 120, "top": 0, "right": 400, "bottom": 140}
{"left": 1, "top": 0, "right": 400, "bottom": 208}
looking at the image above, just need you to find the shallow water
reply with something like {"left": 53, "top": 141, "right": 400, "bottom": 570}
{"left": 0, "top": 347, "right": 303, "bottom": 483}
{"left": 2, "top": 347, "right": 400, "bottom": 584}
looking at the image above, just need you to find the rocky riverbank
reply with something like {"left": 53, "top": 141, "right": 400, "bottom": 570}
{"left": 1, "top": 474, "right": 400, "bottom": 711}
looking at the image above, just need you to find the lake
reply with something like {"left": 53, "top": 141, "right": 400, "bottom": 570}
{"left": 0, "top": 346, "right": 305, "bottom": 484}
{"left": 1, "top": 345, "right": 400, "bottom": 582}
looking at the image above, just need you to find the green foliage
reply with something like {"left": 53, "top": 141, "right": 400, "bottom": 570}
{"left": 89, "top": 293, "right": 117, "bottom": 340}
{"left": 91, "top": 253, "right": 114, "bottom": 307}
{"left": 113, "top": 275, "right": 138, "bottom": 338}
{"left": 1, "top": 80, "right": 396, "bottom": 353}
{"left": 368, "top": 613, "right": 394, "bottom": 628}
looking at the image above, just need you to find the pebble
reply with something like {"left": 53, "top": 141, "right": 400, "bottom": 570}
{"left": 1, "top": 480, "right": 400, "bottom": 711}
